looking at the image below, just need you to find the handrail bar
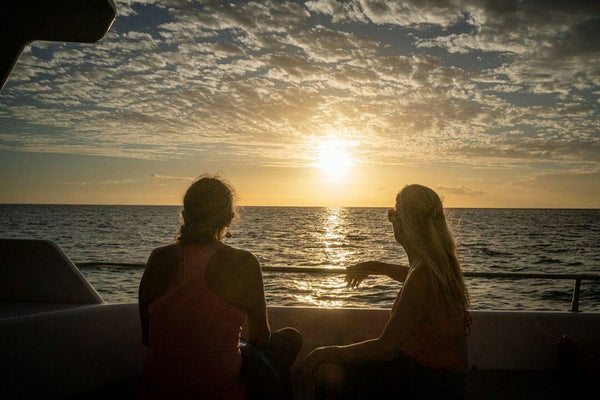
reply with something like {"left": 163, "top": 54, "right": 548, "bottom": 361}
{"left": 75, "top": 262, "right": 600, "bottom": 280}
{"left": 77, "top": 262, "right": 145, "bottom": 268}
{"left": 76, "top": 262, "right": 600, "bottom": 312}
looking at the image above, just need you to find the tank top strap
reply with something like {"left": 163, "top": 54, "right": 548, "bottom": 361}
{"left": 180, "top": 241, "right": 240, "bottom": 307}
{"left": 195, "top": 240, "right": 227, "bottom": 273}
{"left": 179, "top": 240, "right": 226, "bottom": 274}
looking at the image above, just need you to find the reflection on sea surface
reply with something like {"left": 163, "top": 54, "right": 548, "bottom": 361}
{"left": 288, "top": 208, "right": 351, "bottom": 308}
{"left": 320, "top": 207, "right": 351, "bottom": 268}
{"left": 289, "top": 274, "right": 346, "bottom": 309}
{"left": 1, "top": 205, "right": 599, "bottom": 311}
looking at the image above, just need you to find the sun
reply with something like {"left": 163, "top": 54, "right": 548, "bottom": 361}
{"left": 316, "top": 139, "right": 354, "bottom": 178}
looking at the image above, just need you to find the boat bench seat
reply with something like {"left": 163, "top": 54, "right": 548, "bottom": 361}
{"left": 0, "top": 239, "right": 145, "bottom": 399}
{"left": 0, "top": 238, "right": 103, "bottom": 305}
{"left": 0, "top": 303, "right": 145, "bottom": 399}
{"left": 266, "top": 307, "right": 600, "bottom": 371}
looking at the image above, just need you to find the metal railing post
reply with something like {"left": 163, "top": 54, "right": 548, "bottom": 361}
{"left": 571, "top": 278, "right": 581, "bottom": 312}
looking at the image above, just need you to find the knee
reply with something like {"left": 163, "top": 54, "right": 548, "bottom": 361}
{"left": 272, "top": 327, "right": 303, "bottom": 354}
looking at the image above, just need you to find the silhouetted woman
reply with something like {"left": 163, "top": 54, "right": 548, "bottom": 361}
{"left": 297, "top": 184, "right": 471, "bottom": 399}
{"left": 139, "top": 175, "right": 301, "bottom": 399}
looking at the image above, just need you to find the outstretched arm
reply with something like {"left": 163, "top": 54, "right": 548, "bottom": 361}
{"left": 346, "top": 261, "right": 409, "bottom": 287}
{"left": 300, "top": 267, "right": 426, "bottom": 369}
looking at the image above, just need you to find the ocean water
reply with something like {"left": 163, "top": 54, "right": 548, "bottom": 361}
{"left": 1, "top": 205, "right": 599, "bottom": 311}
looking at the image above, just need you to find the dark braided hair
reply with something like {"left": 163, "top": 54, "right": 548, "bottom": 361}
{"left": 176, "top": 175, "right": 236, "bottom": 245}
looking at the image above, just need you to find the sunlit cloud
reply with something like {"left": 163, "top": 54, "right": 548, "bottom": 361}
{"left": 436, "top": 185, "right": 485, "bottom": 196}
{"left": 0, "top": 0, "right": 598, "bottom": 206}
{"left": 99, "top": 179, "right": 136, "bottom": 184}
{"left": 150, "top": 174, "right": 194, "bottom": 181}
{"left": 510, "top": 171, "right": 600, "bottom": 198}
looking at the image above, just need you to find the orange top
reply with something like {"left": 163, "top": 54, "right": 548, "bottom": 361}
{"left": 393, "top": 292, "right": 471, "bottom": 372}
{"left": 143, "top": 242, "right": 247, "bottom": 399}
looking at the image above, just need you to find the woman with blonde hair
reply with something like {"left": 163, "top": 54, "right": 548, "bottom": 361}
{"left": 297, "top": 184, "right": 471, "bottom": 399}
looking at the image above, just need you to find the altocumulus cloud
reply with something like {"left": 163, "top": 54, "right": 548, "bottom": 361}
{"left": 0, "top": 0, "right": 597, "bottom": 179}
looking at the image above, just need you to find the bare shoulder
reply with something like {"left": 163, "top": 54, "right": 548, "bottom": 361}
{"left": 140, "top": 243, "right": 179, "bottom": 305}
{"left": 147, "top": 243, "right": 178, "bottom": 264}
{"left": 205, "top": 245, "right": 264, "bottom": 310}
{"left": 151, "top": 243, "right": 177, "bottom": 253}
{"left": 212, "top": 245, "right": 261, "bottom": 273}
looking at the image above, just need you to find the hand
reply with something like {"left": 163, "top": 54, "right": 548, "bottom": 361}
{"left": 346, "top": 261, "right": 380, "bottom": 288}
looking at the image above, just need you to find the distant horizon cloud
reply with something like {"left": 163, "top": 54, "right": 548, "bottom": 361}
{"left": 435, "top": 185, "right": 486, "bottom": 196}
{"left": 149, "top": 174, "right": 194, "bottom": 181}
{"left": 99, "top": 179, "right": 136, "bottom": 184}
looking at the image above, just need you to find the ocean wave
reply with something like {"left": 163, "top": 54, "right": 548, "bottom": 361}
{"left": 540, "top": 290, "right": 572, "bottom": 301}
{"left": 565, "top": 261, "right": 583, "bottom": 267}
{"left": 2, "top": 205, "right": 599, "bottom": 310}
{"left": 533, "top": 257, "right": 562, "bottom": 265}
{"left": 476, "top": 247, "right": 513, "bottom": 257}
{"left": 344, "top": 234, "right": 369, "bottom": 241}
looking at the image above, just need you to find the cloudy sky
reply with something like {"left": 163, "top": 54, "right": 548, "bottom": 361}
{"left": 1, "top": 0, "right": 598, "bottom": 207}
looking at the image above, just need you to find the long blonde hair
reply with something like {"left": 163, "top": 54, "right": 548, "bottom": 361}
{"left": 396, "top": 184, "right": 470, "bottom": 309}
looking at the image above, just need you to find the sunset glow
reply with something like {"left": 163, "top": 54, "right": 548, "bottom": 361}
{"left": 316, "top": 140, "right": 354, "bottom": 179}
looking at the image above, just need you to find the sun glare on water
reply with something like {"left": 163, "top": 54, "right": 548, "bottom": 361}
{"left": 316, "top": 139, "right": 354, "bottom": 178}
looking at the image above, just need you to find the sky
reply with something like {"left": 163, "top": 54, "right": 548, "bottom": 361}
{"left": 0, "top": 0, "right": 599, "bottom": 208}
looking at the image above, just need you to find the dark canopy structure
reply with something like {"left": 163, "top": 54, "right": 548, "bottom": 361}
{"left": 0, "top": 0, "right": 116, "bottom": 92}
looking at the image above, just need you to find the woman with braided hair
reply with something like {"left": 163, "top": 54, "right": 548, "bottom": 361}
{"left": 297, "top": 184, "right": 471, "bottom": 399}
{"left": 139, "top": 175, "right": 301, "bottom": 399}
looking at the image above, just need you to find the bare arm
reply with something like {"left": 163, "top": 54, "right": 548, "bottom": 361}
{"left": 206, "top": 248, "right": 271, "bottom": 347}
{"left": 138, "top": 244, "right": 179, "bottom": 345}
{"left": 346, "top": 260, "right": 410, "bottom": 288}
{"left": 301, "top": 268, "right": 426, "bottom": 367}
{"left": 238, "top": 253, "right": 271, "bottom": 347}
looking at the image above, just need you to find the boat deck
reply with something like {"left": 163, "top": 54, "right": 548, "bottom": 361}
{"left": 68, "top": 368, "right": 586, "bottom": 399}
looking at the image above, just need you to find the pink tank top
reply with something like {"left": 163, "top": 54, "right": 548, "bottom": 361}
{"left": 392, "top": 289, "right": 471, "bottom": 372}
{"left": 143, "top": 242, "right": 247, "bottom": 399}
{"left": 400, "top": 309, "right": 471, "bottom": 372}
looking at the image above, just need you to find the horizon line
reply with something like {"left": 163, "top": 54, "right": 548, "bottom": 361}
{"left": 1, "top": 202, "right": 599, "bottom": 211}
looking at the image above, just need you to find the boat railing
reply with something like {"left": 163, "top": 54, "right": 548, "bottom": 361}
{"left": 76, "top": 262, "right": 600, "bottom": 312}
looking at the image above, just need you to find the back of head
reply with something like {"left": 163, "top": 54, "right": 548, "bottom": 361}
{"left": 396, "top": 184, "right": 469, "bottom": 308}
{"left": 177, "top": 175, "right": 236, "bottom": 244}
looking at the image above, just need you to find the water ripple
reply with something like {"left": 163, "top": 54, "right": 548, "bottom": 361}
{"left": 1, "top": 205, "right": 598, "bottom": 311}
